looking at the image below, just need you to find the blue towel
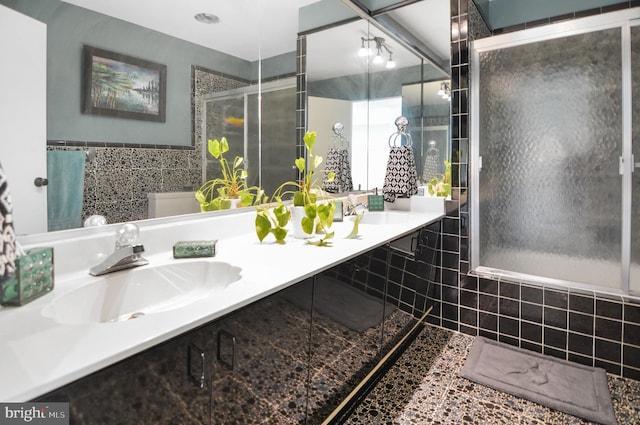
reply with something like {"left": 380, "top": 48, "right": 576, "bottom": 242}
{"left": 47, "top": 150, "right": 85, "bottom": 231}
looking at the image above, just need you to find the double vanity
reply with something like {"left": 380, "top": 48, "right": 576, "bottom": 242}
{"left": 0, "top": 201, "right": 443, "bottom": 422}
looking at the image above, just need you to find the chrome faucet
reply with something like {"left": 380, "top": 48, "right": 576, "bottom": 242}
{"left": 89, "top": 223, "right": 149, "bottom": 276}
{"left": 345, "top": 202, "right": 368, "bottom": 216}
{"left": 344, "top": 194, "right": 368, "bottom": 216}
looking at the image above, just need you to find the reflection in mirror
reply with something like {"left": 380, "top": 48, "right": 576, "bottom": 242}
{"left": 201, "top": 79, "right": 297, "bottom": 197}
{"left": 0, "top": 0, "right": 304, "bottom": 235}
{"left": 403, "top": 80, "right": 451, "bottom": 184}
{"left": 1, "top": 0, "right": 451, "bottom": 236}
{"left": 305, "top": 0, "right": 450, "bottom": 193}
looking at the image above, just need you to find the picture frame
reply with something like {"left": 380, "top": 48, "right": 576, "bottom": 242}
{"left": 82, "top": 45, "right": 166, "bottom": 122}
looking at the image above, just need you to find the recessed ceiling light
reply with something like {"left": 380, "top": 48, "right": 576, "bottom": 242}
{"left": 194, "top": 13, "right": 219, "bottom": 24}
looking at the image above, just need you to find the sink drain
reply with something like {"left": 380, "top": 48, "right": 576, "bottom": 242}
{"left": 128, "top": 312, "right": 146, "bottom": 320}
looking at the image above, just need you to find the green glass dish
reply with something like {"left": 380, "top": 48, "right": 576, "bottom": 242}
{"left": 1, "top": 247, "right": 54, "bottom": 306}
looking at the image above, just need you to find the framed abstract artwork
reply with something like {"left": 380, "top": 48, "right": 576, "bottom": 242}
{"left": 82, "top": 45, "right": 166, "bottom": 122}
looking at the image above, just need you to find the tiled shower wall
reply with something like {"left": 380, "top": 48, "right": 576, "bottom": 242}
{"left": 325, "top": 223, "right": 441, "bottom": 321}
{"left": 419, "top": 0, "right": 640, "bottom": 380}
{"left": 47, "top": 68, "right": 248, "bottom": 225}
{"left": 323, "top": 0, "right": 640, "bottom": 383}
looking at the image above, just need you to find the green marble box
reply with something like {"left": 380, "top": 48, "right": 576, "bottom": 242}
{"left": 367, "top": 194, "right": 385, "bottom": 211}
{"left": 1, "top": 247, "right": 54, "bottom": 306}
{"left": 173, "top": 240, "right": 217, "bottom": 258}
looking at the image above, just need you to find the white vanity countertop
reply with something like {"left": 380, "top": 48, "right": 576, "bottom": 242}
{"left": 0, "top": 208, "right": 443, "bottom": 401}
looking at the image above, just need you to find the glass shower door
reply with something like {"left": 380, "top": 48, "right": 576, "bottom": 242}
{"left": 475, "top": 27, "right": 624, "bottom": 290}
{"left": 631, "top": 24, "right": 640, "bottom": 293}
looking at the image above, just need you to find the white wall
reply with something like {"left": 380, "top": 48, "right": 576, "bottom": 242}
{"left": 307, "top": 96, "right": 353, "bottom": 186}
{"left": 0, "top": 4, "right": 47, "bottom": 235}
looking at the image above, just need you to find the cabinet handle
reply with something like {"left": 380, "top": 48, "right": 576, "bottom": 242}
{"left": 217, "top": 330, "right": 236, "bottom": 371}
{"left": 411, "top": 234, "right": 429, "bottom": 254}
{"left": 187, "top": 343, "right": 206, "bottom": 389}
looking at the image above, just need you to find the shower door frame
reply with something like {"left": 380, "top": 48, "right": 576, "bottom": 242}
{"left": 201, "top": 78, "right": 295, "bottom": 190}
{"left": 470, "top": 8, "right": 640, "bottom": 295}
{"left": 201, "top": 90, "right": 250, "bottom": 184}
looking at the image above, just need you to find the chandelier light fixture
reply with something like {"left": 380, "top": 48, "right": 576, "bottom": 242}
{"left": 358, "top": 36, "right": 396, "bottom": 69}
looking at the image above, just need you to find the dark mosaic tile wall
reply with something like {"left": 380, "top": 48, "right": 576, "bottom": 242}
{"left": 47, "top": 69, "right": 249, "bottom": 225}
{"left": 415, "top": 0, "right": 640, "bottom": 381}
{"left": 325, "top": 223, "right": 441, "bottom": 320}
{"left": 296, "top": 35, "right": 308, "bottom": 174}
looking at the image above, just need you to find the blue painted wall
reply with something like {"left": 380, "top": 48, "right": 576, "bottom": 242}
{"left": 1, "top": 0, "right": 257, "bottom": 147}
{"left": 477, "top": 0, "right": 629, "bottom": 30}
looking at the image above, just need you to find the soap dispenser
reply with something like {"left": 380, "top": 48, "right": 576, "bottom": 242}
{"left": 368, "top": 188, "right": 385, "bottom": 211}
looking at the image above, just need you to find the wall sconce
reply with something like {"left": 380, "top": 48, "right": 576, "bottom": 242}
{"left": 358, "top": 36, "right": 395, "bottom": 69}
{"left": 438, "top": 82, "right": 451, "bottom": 101}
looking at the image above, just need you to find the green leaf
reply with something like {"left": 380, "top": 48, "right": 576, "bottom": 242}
{"left": 272, "top": 227, "right": 288, "bottom": 243}
{"left": 239, "top": 192, "right": 254, "bottom": 206}
{"left": 215, "top": 187, "right": 227, "bottom": 199}
{"left": 274, "top": 205, "right": 291, "bottom": 227}
{"left": 326, "top": 171, "right": 336, "bottom": 182}
{"left": 442, "top": 183, "right": 451, "bottom": 196}
{"left": 255, "top": 213, "right": 271, "bottom": 242}
{"left": 303, "top": 131, "right": 316, "bottom": 152}
{"left": 316, "top": 203, "right": 332, "bottom": 223}
{"left": 307, "top": 235, "right": 333, "bottom": 247}
{"left": 294, "top": 191, "right": 318, "bottom": 207}
{"left": 195, "top": 190, "right": 206, "bottom": 204}
{"left": 301, "top": 216, "right": 315, "bottom": 234}
{"left": 220, "top": 137, "right": 229, "bottom": 154}
{"left": 313, "top": 155, "right": 323, "bottom": 169}
{"left": 233, "top": 156, "right": 244, "bottom": 169}
{"left": 346, "top": 212, "right": 363, "bottom": 239}
{"left": 208, "top": 139, "right": 221, "bottom": 159}
{"left": 304, "top": 204, "right": 317, "bottom": 220}
{"left": 295, "top": 157, "right": 306, "bottom": 173}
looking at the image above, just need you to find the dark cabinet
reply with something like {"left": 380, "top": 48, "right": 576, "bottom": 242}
{"left": 36, "top": 232, "right": 432, "bottom": 424}
{"left": 36, "top": 280, "right": 314, "bottom": 425}
{"left": 36, "top": 327, "right": 211, "bottom": 424}
{"left": 201, "top": 286, "right": 313, "bottom": 424}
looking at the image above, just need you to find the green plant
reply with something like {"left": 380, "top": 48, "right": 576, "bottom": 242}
{"left": 427, "top": 160, "right": 452, "bottom": 198}
{"left": 195, "top": 137, "right": 265, "bottom": 211}
{"left": 255, "top": 131, "right": 337, "bottom": 246}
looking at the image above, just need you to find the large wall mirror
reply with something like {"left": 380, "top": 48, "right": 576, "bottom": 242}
{"left": 306, "top": 0, "right": 450, "bottom": 193}
{"left": 0, "top": 0, "right": 303, "bottom": 235}
{"left": 0, "top": 0, "right": 450, "bottom": 237}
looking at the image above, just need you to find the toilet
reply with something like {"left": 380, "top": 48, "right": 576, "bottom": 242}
{"left": 147, "top": 192, "right": 201, "bottom": 218}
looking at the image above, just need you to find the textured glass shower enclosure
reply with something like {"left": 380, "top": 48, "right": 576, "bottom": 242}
{"left": 632, "top": 24, "right": 640, "bottom": 294}
{"left": 471, "top": 10, "right": 640, "bottom": 294}
{"left": 202, "top": 82, "right": 296, "bottom": 197}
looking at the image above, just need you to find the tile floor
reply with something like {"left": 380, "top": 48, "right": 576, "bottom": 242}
{"left": 345, "top": 325, "right": 640, "bottom": 425}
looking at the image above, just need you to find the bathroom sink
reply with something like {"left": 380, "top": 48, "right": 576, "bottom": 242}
{"left": 42, "top": 261, "right": 241, "bottom": 324}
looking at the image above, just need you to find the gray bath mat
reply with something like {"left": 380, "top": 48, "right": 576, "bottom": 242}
{"left": 280, "top": 275, "right": 395, "bottom": 332}
{"left": 461, "top": 337, "right": 617, "bottom": 425}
